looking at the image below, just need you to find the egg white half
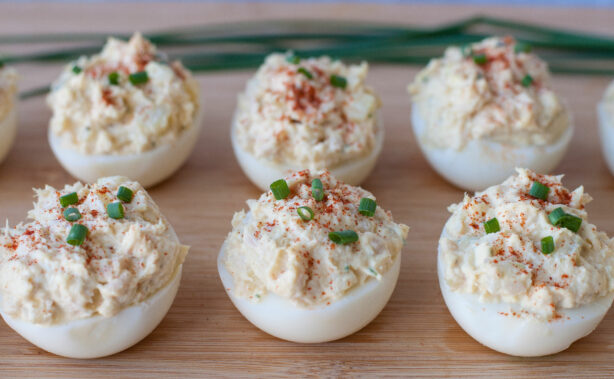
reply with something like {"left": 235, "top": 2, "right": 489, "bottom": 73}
{"left": 412, "top": 105, "right": 573, "bottom": 192}
{"left": 231, "top": 112, "right": 384, "bottom": 191}
{"left": 437, "top": 230, "right": 614, "bottom": 357}
{"left": 0, "top": 265, "right": 182, "bottom": 359}
{"left": 0, "top": 97, "right": 17, "bottom": 165}
{"left": 49, "top": 102, "right": 203, "bottom": 188}
{"left": 218, "top": 239, "right": 400, "bottom": 343}
{"left": 597, "top": 102, "right": 614, "bottom": 176}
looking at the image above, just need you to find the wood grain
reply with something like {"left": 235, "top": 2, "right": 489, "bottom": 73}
{"left": 1, "top": 2, "right": 614, "bottom": 377}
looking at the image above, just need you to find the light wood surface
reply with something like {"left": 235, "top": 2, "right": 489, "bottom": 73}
{"left": 1, "top": 2, "right": 614, "bottom": 377}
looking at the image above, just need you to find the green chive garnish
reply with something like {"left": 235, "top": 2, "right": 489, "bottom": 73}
{"left": 117, "top": 186, "right": 134, "bottom": 203}
{"left": 297, "top": 206, "right": 314, "bottom": 221}
{"left": 270, "top": 179, "right": 290, "bottom": 200}
{"left": 541, "top": 236, "right": 555, "bottom": 255}
{"left": 548, "top": 207, "right": 582, "bottom": 233}
{"left": 129, "top": 71, "right": 149, "bottom": 85}
{"left": 286, "top": 55, "right": 300, "bottom": 64}
{"left": 484, "top": 217, "right": 500, "bottom": 234}
{"left": 312, "top": 179, "right": 324, "bottom": 202}
{"left": 72, "top": 65, "right": 82, "bottom": 74}
{"left": 473, "top": 53, "right": 488, "bottom": 65}
{"left": 521, "top": 74, "right": 534, "bottom": 87}
{"left": 66, "top": 224, "right": 88, "bottom": 246}
{"left": 297, "top": 67, "right": 313, "bottom": 79}
{"left": 330, "top": 74, "right": 347, "bottom": 89}
{"left": 108, "top": 71, "right": 120, "bottom": 85}
{"left": 529, "top": 181, "right": 550, "bottom": 200}
{"left": 60, "top": 192, "right": 79, "bottom": 207}
{"left": 63, "top": 207, "right": 81, "bottom": 222}
{"left": 329, "top": 230, "right": 359, "bottom": 245}
{"left": 107, "top": 202, "right": 125, "bottom": 220}
{"left": 515, "top": 42, "right": 532, "bottom": 54}
{"left": 358, "top": 198, "right": 377, "bottom": 217}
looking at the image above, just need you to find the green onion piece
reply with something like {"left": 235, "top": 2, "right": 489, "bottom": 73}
{"left": 66, "top": 224, "right": 88, "bottom": 246}
{"left": 484, "top": 217, "right": 500, "bottom": 234}
{"left": 541, "top": 236, "right": 555, "bottom": 255}
{"left": 63, "top": 207, "right": 81, "bottom": 222}
{"left": 270, "top": 179, "right": 290, "bottom": 200}
{"left": 297, "top": 67, "right": 313, "bottom": 79}
{"left": 521, "top": 74, "right": 534, "bottom": 87}
{"left": 286, "top": 55, "right": 300, "bottom": 64}
{"left": 72, "top": 65, "right": 82, "bottom": 74}
{"left": 108, "top": 71, "right": 120, "bottom": 85}
{"left": 548, "top": 207, "right": 567, "bottom": 225}
{"left": 561, "top": 214, "right": 582, "bottom": 233}
{"left": 515, "top": 42, "right": 532, "bottom": 54}
{"left": 117, "top": 186, "right": 134, "bottom": 203}
{"left": 330, "top": 74, "right": 347, "bottom": 89}
{"left": 358, "top": 198, "right": 377, "bottom": 217}
{"left": 129, "top": 71, "right": 149, "bottom": 85}
{"left": 312, "top": 178, "right": 324, "bottom": 201}
{"left": 297, "top": 206, "right": 314, "bottom": 221}
{"left": 473, "top": 53, "right": 488, "bottom": 65}
{"left": 107, "top": 202, "right": 125, "bottom": 220}
{"left": 329, "top": 230, "right": 359, "bottom": 245}
{"left": 60, "top": 192, "right": 79, "bottom": 207}
{"left": 529, "top": 181, "right": 550, "bottom": 200}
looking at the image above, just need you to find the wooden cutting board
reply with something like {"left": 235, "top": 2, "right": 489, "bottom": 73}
{"left": 1, "top": 2, "right": 614, "bottom": 377}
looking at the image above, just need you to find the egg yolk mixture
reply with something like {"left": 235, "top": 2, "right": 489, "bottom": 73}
{"left": 440, "top": 168, "right": 614, "bottom": 320}
{"left": 0, "top": 177, "right": 188, "bottom": 325}
{"left": 234, "top": 53, "right": 381, "bottom": 169}
{"left": 409, "top": 36, "right": 568, "bottom": 150}
{"left": 222, "top": 170, "right": 408, "bottom": 307}
{"left": 47, "top": 33, "right": 200, "bottom": 155}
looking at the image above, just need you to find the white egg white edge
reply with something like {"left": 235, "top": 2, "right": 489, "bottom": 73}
{"left": 437, "top": 228, "right": 614, "bottom": 357}
{"left": 0, "top": 96, "right": 18, "bottom": 165}
{"left": 597, "top": 102, "right": 614, "bottom": 176}
{"left": 0, "top": 264, "right": 183, "bottom": 359}
{"left": 230, "top": 110, "right": 385, "bottom": 191}
{"left": 411, "top": 104, "right": 574, "bottom": 192}
{"left": 48, "top": 96, "right": 204, "bottom": 188}
{"left": 217, "top": 235, "right": 401, "bottom": 343}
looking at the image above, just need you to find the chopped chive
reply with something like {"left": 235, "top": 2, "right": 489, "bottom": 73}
{"left": 117, "top": 186, "right": 134, "bottom": 203}
{"left": 484, "top": 217, "right": 500, "bottom": 234}
{"left": 515, "top": 42, "right": 532, "bottom": 54}
{"left": 63, "top": 207, "right": 81, "bottom": 222}
{"left": 270, "top": 179, "right": 290, "bottom": 200}
{"left": 473, "top": 53, "right": 487, "bottom": 65}
{"left": 286, "top": 55, "right": 300, "bottom": 64}
{"left": 548, "top": 208, "right": 567, "bottom": 225}
{"left": 107, "top": 202, "right": 125, "bottom": 220}
{"left": 312, "top": 178, "right": 324, "bottom": 201}
{"left": 548, "top": 207, "right": 582, "bottom": 233}
{"left": 71, "top": 65, "right": 82, "bottom": 74}
{"left": 541, "top": 236, "right": 555, "bottom": 255}
{"left": 529, "top": 181, "right": 550, "bottom": 200}
{"left": 521, "top": 74, "right": 534, "bottom": 87}
{"left": 66, "top": 224, "right": 88, "bottom": 246}
{"left": 344, "top": 265, "right": 350, "bottom": 272}
{"left": 108, "top": 71, "right": 120, "bottom": 85}
{"left": 297, "top": 67, "right": 313, "bottom": 79}
{"left": 329, "top": 230, "right": 359, "bottom": 245}
{"left": 297, "top": 206, "right": 314, "bottom": 221}
{"left": 358, "top": 198, "right": 377, "bottom": 217}
{"left": 129, "top": 71, "right": 149, "bottom": 85}
{"left": 330, "top": 74, "right": 347, "bottom": 89}
{"left": 60, "top": 192, "right": 79, "bottom": 207}
{"left": 369, "top": 268, "right": 378, "bottom": 276}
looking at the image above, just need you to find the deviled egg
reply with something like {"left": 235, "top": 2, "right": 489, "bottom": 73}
{"left": 47, "top": 33, "right": 202, "bottom": 188}
{"left": 232, "top": 53, "right": 383, "bottom": 190}
{"left": 409, "top": 37, "right": 572, "bottom": 192}
{"left": 597, "top": 80, "right": 614, "bottom": 175}
{"left": 218, "top": 170, "right": 408, "bottom": 342}
{"left": 0, "top": 177, "right": 189, "bottom": 358}
{"left": 0, "top": 63, "right": 18, "bottom": 165}
{"left": 438, "top": 168, "right": 614, "bottom": 356}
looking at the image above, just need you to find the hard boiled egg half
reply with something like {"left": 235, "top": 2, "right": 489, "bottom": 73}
{"left": 0, "top": 66, "right": 18, "bottom": 165}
